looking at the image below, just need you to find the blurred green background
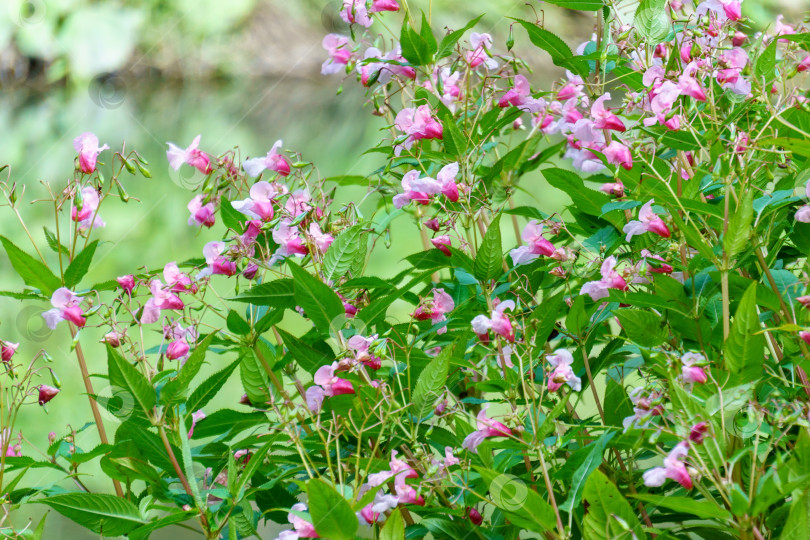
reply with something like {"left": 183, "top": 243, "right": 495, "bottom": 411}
{"left": 0, "top": 0, "right": 804, "bottom": 537}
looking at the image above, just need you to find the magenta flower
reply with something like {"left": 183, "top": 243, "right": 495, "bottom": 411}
{"left": 187, "top": 195, "right": 216, "bottom": 228}
{"left": 306, "top": 362, "right": 355, "bottom": 413}
{"left": 166, "top": 135, "right": 212, "bottom": 174}
{"left": 117, "top": 275, "right": 135, "bottom": 295}
{"left": 424, "top": 67, "right": 462, "bottom": 111}
{"left": 272, "top": 220, "right": 308, "bottom": 260}
{"left": 73, "top": 132, "right": 109, "bottom": 174}
{"left": 471, "top": 300, "right": 515, "bottom": 342}
{"left": 340, "top": 0, "right": 372, "bottom": 27}
{"left": 275, "top": 503, "right": 319, "bottom": 540}
{"left": 232, "top": 181, "right": 282, "bottom": 221}
{"left": 1, "top": 341, "right": 19, "bottom": 363}
{"left": 696, "top": 0, "right": 742, "bottom": 22}
{"left": 394, "top": 105, "right": 443, "bottom": 155}
{"left": 358, "top": 47, "right": 415, "bottom": 87}
{"left": 199, "top": 241, "right": 237, "bottom": 278}
{"left": 510, "top": 220, "right": 555, "bottom": 266}
{"left": 43, "top": 288, "right": 86, "bottom": 329}
{"left": 466, "top": 32, "right": 498, "bottom": 69}
{"left": 164, "top": 262, "right": 195, "bottom": 293}
{"left": 678, "top": 63, "right": 707, "bottom": 102}
{"left": 436, "top": 162, "right": 460, "bottom": 202}
{"left": 580, "top": 256, "right": 628, "bottom": 301}
{"left": 432, "top": 235, "right": 452, "bottom": 256}
{"left": 308, "top": 223, "right": 334, "bottom": 253}
{"left": 71, "top": 186, "right": 105, "bottom": 230}
{"left": 140, "top": 280, "right": 185, "bottom": 325}
{"left": 243, "top": 140, "right": 291, "bottom": 178}
{"left": 321, "top": 34, "right": 352, "bottom": 75}
{"left": 795, "top": 180, "right": 810, "bottom": 222}
{"left": 166, "top": 340, "right": 190, "bottom": 362}
{"left": 681, "top": 352, "right": 708, "bottom": 384}
{"left": 546, "top": 349, "right": 582, "bottom": 392}
{"left": 498, "top": 75, "right": 545, "bottom": 113}
{"left": 591, "top": 93, "right": 626, "bottom": 132}
{"left": 370, "top": 0, "right": 399, "bottom": 12}
{"left": 347, "top": 335, "right": 382, "bottom": 370}
{"left": 623, "top": 200, "right": 671, "bottom": 241}
{"left": 600, "top": 181, "right": 625, "bottom": 197}
{"left": 285, "top": 189, "right": 312, "bottom": 216}
{"left": 462, "top": 404, "right": 513, "bottom": 453}
{"left": 603, "top": 141, "right": 633, "bottom": 170}
{"left": 38, "top": 385, "right": 60, "bottom": 406}
{"left": 643, "top": 441, "right": 693, "bottom": 490}
{"left": 412, "top": 288, "right": 455, "bottom": 333}
{"left": 187, "top": 410, "right": 206, "bottom": 439}
{"left": 689, "top": 422, "right": 709, "bottom": 444}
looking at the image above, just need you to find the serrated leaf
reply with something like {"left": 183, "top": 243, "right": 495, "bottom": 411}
{"left": 412, "top": 345, "right": 451, "bottom": 420}
{"left": 226, "top": 310, "right": 251, "bottom": 335}
{"left": 221, "top": 199, "right": 245, "bottom": 231}
{"left": 436, "top": 15, "right": 484, "bottom": 59}
{"left": 289, "top": 262, "right": 345, "bottom": 335}
{"left": 559, "top": 432, "right": 615, "bottom": 512}
{"left": 634, "top": 0, "right": 670, "bottom": 45}
{"left": 107, "top": 345, "right": 155, "bottom": 415}
{"left": 542, "top": 0, "right": 603, "bottom": 10}
{"left": 322, "top": 225, "right": 366, "bottom": 285}
{"left": 473, "top": 213, "right": 503, "bottom": 281}
{"left": 0, "top": 235, "right": 61, "bottom": 295}
{"left": 43, "top": 227, "right": 69, "bottom": 255}
{"left": 128, "top": 511, "right": 197, "bottom": 540}
{"left": 277, "top": 328, "right": 333, "bottom": 374}
{"left": 724, "top": 190, "right": 753, "bottom": 261}
{"left": 755, "top": 39, "right": 777, "bottom": 81}
{"left": 780, "top": 490, "right": 810, "bottom": 540}
{"left": 583, "top": 470, "right": 645, "bottom": 539}
{"left": 160, "top": 334, "right": 215, "bottom": 405}
{"left": 615, "top": 309, "right": 668, "bottom": 348}
{"left": 475, "top": 467, "right": 557, "bottom": 533}
{"left": 186, "top": 359, "right": 240, "bottom": 412}
{"left": 230, "top": 278, "right": 295, "bottom": 308}
{"left": 513, "top": 19, "right": 588, "bottom": 76}
{"left": 724, "top": 282, "right": 765, "bottom": 382}
{"left": 37, "top": 493, "right": 146, "bottom": 537}
{"left": 240, "top": 347, "right": 273, "bottom": 406}
{"left": 307, "top": 479, "right": 358, "bottom": 540}
{"left": 64, "top": 240, "right": 99, "bottom": 288}
{"left": 380, "top": 508, "right": 405, "bottom": 540}
{"left": 628, "top": 494, "right": 732, "bottom": 520}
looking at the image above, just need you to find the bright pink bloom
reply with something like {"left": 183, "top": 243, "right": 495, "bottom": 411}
{"left": 276, "top": 503, "right": 319, "bottom": 540}
{"left": 232, "top": 181, "right": 283, "bottom": 221}
{"left": 166, "top": 135, "right": 211, "bottom": 174}
{"left": 187, "top": 195, "right": 216, "bottom": 228}
{"left": 681, "top": 352, "right": 708, "bottom": 384}
{"left": 117, "top": 275, "right": 135, "bottom": 295}
{"left": 689, "top": 422, "right": 710, "bottom": 444}
{"left": 43, "top": 288, "right": 86, "bottom": 329}
{"left": 775, "top": 15, "right": 795, "bottom": 37}
{"left": 1, "top": 341, "right": 19, "bottom": 363}
{"left": 359, "top": 47, "right": 415, "bottom": 86}
{"left": 623, "top": 200, "right": 670, "bottom": 241}
{"left": 309, "top": 223, "right": 334, "bottom": 253}
{"left": 798, "top": 55, "right": 810, "bottom": 73}
{"left": 591, "top": 94, "right": 626, "bottom": 132}
{"left": 164, "top": 263, "right": 195, "bottom": 293}
{"left": 462, "top": 404, "right": 513, "bottom": 453}
{"left": 580, "top": 256, "right": 628, "bottom": 301}
{"left": 313, "top": 362, "right": 355, "bottom": 398}
{"left": 498, "top": 75, "right": 545, "bottom": 113}
{"left": 370, "top": 0, "right": 399, "bottom": 12}
{"left": 321, "top": 34, "right": 352, "bottom": 75}
{"left": 437, "top": 162, "right": 460, "bottom": 202}
{"left": 346, "top": 334, "right": 382, "bottom": 370}
{"left": 801, "top": 331, "right": 810, "bottom": 346}
{"left": 166, "top": 340, "right": 190, "bottom": 361}
{"left": 471, "top": 300, "right": 515, "bottom": 342}
{"left": 412, "top": 289, "right": 455, "bottom": 333}
{"left": 641, "top": 249, "right": 673, "bottom": 274}
{"left": 546, "top": 349, "right": 582, "bottom": 392}
{"left": 243, "top": 140, "right": 291, "bottom": 177}
{"left": 643, "top": 441, "right": 693, "bottom": 490}
{"left": 273, "top": 220, "right": 308, "bottom": 259}
{"left": 432, "top": 235, "right": 451, "bottom": 256}
{"left": 200, "top": 241, "right": 237, "bottom": 277}
{"left": 424, "top": 67, "right": 462, "bottom": 111}
{"left": 38, "top": 385, "right": 60, "bottom": 406}
{"left": 394, "top": 105, "right": 443, "bottom": 155}
{"left": 601, "top": 181, "right": 625, "bottom": 197}
{"left": 187, "top": 410, "right": 205, "bottom": 439}
{"left": 393, "top": 170, "right": 436, "bottom": 208}
{"left": 466, "top": 32, "right": 498, "bottom": 69}
{"left": 73, "top": 132, "right": 109, "bottom": 174}
{"left": 341, "top": 0, "right": 372, "bottom": 27}
{"left": 696, "top": 0, "right": 742, "bottom": 22}
{"left": 510, "top": 220, "right": 555, "bottom": 266}
{"left": 71, "top": 186, "right": 105, "bottom": 230}
{"left": 140, "top": 280, "right": 185, "bottom": 325}
{"left": 604, "top": 141, "right": 633, "bottom": 170}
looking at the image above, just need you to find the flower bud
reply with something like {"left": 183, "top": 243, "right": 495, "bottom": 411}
{"left": 166, "top": 340, "right": 190, "bottom": 360}
{"left": 468, "top": 507, "right": 483, "bottom": 526}
{"left": 1, "top": 341, "right": 19, "bottom": 363}
{"left": 242, "top": 263, "right": 259, "bottom": 280}
{"left": 38, "top": 385, "right": 60, "bottom": 405}
{"left": 117, "top": 275, "right": 135, "bottom": 295}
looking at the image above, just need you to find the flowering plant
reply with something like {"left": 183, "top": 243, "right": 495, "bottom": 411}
{"left": 2, "top": 0, "right": 810, "bottom": 538}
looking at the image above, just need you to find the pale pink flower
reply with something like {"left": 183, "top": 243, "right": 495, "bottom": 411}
{"left": 43, "top": 288, "right": 86, "bottom": 329}
{"left": 73, "top": 132, "right": 109, "bottom": 174}
{"left": 322, "top": 34, "right": 352, "bottom": 75}
{"left": 510, "top": 220, "right": 555, "bottom": 266}
{"left": 412, "top": 289, "right": 455, "bottom": 333}
{"left": 358, "top": 47, "right": 415, "bottom": 86}
{"left": 603, "top": 141, "right": 633, "bottom": 170}
{"left": 393, "top": 170, "right": 438, "bottom": 208}
{"left": 243, "top": 140, "right": 291, "bottom": 177}
{"left": 341, "top": 0, "right": 372, "bottom": 27}
{"left": 187, "top": 195, "right": 216, "bottom": 228}
{"left": 546, "top": 349, "right": 582, "bottom": 392}
{"left": 580, "top": 256, "right": 628, "bottom": 301}
{"left": 347, "top": 334, "right": 382, "bottom": 370}
{"left": 232, "top": 181, "right": 283, "bottom": 221}
{"left": 274, "top": 503, "right": 319, "bottom": 540}
{"left": 394, "top": 105, "right": 443, "bottom": 155}
{"left": 432, "top": 235, "right": 451, "bottom": 256}
{"left": 1, "top": 341, "right": 19, "bottom": 363}
{"left": 273, "top": 220, "right": 308, "bottom": 259}
{"left": 681, "top": 352, "right": 708, "bottom": 384}
{"left": 166, "top": 135, "right": 211, "bottom": 174}
{"left": 471, "top": 300, "right": 515, "bottom": 341}
{"left": 795, "top": 180, "right": 810, "bottom": 222}
{"left": 71, "top": 186, "right": 105, "bottom": 230}
{"left": 498, "top": 75, "right": 545, "bottom": 113}
{"left": 308, "top": 223, "right": 334, "bottom": 253}
{"left": 466, "top": 32, "right": 498, "bottom": 69}
{"left": 370, "top": 0, "right": 399, "bottom": 12}
{"left": 187, "top": 410, "right": 206, "bottom": 439}
{"left": 643, "top": 441, "right": 693, "bottom": 490}
{"left": 591, "top": 93, "right": 626, "bottom": 132}
{"left": 313, "top": 362, "right": 355, "bottom": 398}
{"left": 623, "top": 200, "right": 671, "bottom": 241}
{"left": 461, "top": 404, "right": 513, "bottom": 453}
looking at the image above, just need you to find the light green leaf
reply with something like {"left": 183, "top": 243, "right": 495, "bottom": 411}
{"left": 322, "top": 225, "right": 367, "bottom": 285}
{"left": 289, "top": 262, "right": 345, "bottom": 335}
{"left": 0, "top": 235, "right": 61, "bottom": 295}
{"left": 307, "top": 479, "right": 359, "bottom": 540}
{"left": 186, "top": 359, "right": 240, "bottom": 412}
{"left": 412, "top": 345, "right": 452, "bottom": 420}
{"left": 38, "top": 493, "right": 146, "bottom": 537}
{"left": 473, "top": 213, "right": 503, "bottom": 282}
{"left": 64, "top": 240, "right": 99, "bottom": 288}
{"left": 107, "top": 345, "right": 155, "bottom": 415}
{"left": 380, "top": 508, "right": 405, "bottom": 540}
{"left": 724, "top": 282, "right": 765, "bottom": 382}
{"left": 229, "top": 279, "right": 295, "bottom": 308}
{"left": 634, "top": 0, "right": 670, "bottom": 45}
{"left": 724, "top": 190, "right": 753, "bottom": 261}
{"left": 583, "top": 470, "right": 645, "bottom": 539}
{"left": 615, "top": 309, "right": 668, "bottom": 348}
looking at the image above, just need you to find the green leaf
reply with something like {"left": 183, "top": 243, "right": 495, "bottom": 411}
{"left": 186, "top": 359, "right": 240, "bottom": 412}
{"left": 513, "top": 19, "right": 587, "bottom": 76}
{"left": 128, "top": 511, "right": 197, "bottom": 540}
{"left": 379, "top": 508, "right": 405, "bottom": 540}
{"left": 0, "top": 235, "right": 61, "bottom": 295}
{"left": 475, "top": 467, "right": 557, "bottom": 533}
{"left": 232, "top": 436, "right": 275, "bottom": 500}
{"left": 412, "top": 345, "right": 452, "bottom": 420}
{"left": 583, "top": 470, "right": 645, "bottom": 539}
{"left": 542, "top": 0, "right": 603, "bottom": 10}
{"left": 760, "top": 137, "right": 810, "bottom": 158}
{"left": 240, "top": 347, "right": 273, "bottom": 406}
{"left": 229, "top": 279, "right": 295, "bottom": 308}
{"left": 780, "top": 490, "right": 810, "bottom": 540}
{"left": 191, "top": 409, "right": 266, "bottom": 439}
{"left": 615, "top": 309, "right": 668, "bottom": 348}
{"left": 436, "top": 15, "right": 484, "bottom": 59}
{"left": 43, "top": 227, "right": 69, "bottom": 255}
{"left": 724, "top": 282, "right": 765, "bottom": 382}
{"left": 277, "top": 328, "right": 333, "bottom": 374}
{"left": 64, "top": 240, "right": 99, "bottom": 288}
{"left": 755, "top": 39, "right": 777, "bottom": 81}
{"left": 542, "top": 168, "right": 613, "bottom": 220}
{"left": 322, "top": 225, "right": 367, "bottom": 285}
{"left": 289, "top": 262, "right": 345, "bottom": 335}
{"left": 226, "top": 310, "right": 252, "bottom": 335}
{"left": 628, "top": 494, "right": 732, "bottom": 521}
{"left": 559, "top": 432, "right": 615, "bottom": 512}
{"left": 439, "top": 107, "right": 467, "bottom": 157}
{"left": 634, "top": 0, "right": 670, "bottom": 45}
{"left": 221, "top": 199, "right": 245, "bottom": 230}
{"left": 724, "top": 190, "right": 753, "bottom": 261}
{"left": 107, "top": 345, "right": 155, "bottom": 415}
{"left": 400, "top": 12, "right": 436, "bottom": 66}
{"left": 473, "top": 213, "right": 503, "bottom": 281}
{"left": 307, "top": 479, "right": 359, "bottom": 540}
{"left": 38, "top": 493, "right": 146, "bottom": 536}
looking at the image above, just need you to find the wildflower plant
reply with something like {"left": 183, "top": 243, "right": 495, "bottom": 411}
{"left": 2, "top": 0, "right": 810, "bottom": 538}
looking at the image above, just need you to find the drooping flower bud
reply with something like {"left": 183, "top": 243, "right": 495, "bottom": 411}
{"left": 38, "top": 385, "right": 60, "bottom": 406}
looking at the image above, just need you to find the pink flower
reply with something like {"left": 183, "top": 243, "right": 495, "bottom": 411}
{"left": 469, "top": 508, "right": 483, "bottom": 526}
{"left": 1, "top": 341, "right": 19, "bottom": 363}
{"left": 285, "top": 189, "right": 312, "bottom": 216}
{"left": 466, "top": 32, "right": 498, "bottom": 69}
{"left": 309, "top": 223, "right": 334, "bottom": 253}
{"left": 200, "top": 241, "right": 237, "bottom": 277}
{"left": 140, "top": 280, "right": 185, "bottom": 325}
{"left": 115, "top": 276, "right": 135, "bottom": 298}
{"left": 358, "top": 47, "right": 415, "bottom": 86}
{"left": 471, "top": 300, "right": 515, "bottom": 342}
{"left": 313, "top": 363, "right": 355, "bottom": 398}
{"left": 71, "top": 186, "right": 105, "bottom": 230}
{"left": 394, "top": 105, "right": 443, "bottom": 155}
{"left": 689, "top": 422, "right": 709, "bottom": 444}
{"left": 232, "top": 181, "right": 283, "bottom": 221}
{"left": 600, "top": 181, "right": 625, "bottom": 197}
{"left": 580, "top": 256, "right": 628, "bottom": 301}
{"left": 347, "top": 334, "right": 382, "bottom": 370}
{"left": 73, "top": 132, "right": 109, "bottom": 174}
{"left": 188, "top": 410, "right": 206, "bottom": 438}
{"left": 341, "top": 0, "right": 372, "bottom": 27}
{"left": 678, "top": 63, "right": 707, "bottom": 101}
{"left": 640, "top": 249, "right": 673, "bottom": 274}
{"left": 798, "top": 55, "right": 810, "bottom": 73}
{"left": 412, "top": 289, "right": 455, "bottom": 333}
{"left": 166, "top": 135, "right": 212, "bottom": 174}
{"left": 432, "top": 235, "right": 451, "bottom": 256}
{"left": 801, "top": 331, "right": 810, "bottom": 346}
{"left": 643, "top": 441, "right": 693, "bottom": 490}
{"left": 164, "top": 263, "right": 195, "bottom": 293}
{"left": 103, "top": 331, "right": 123, "bottom": 348}
{"left": 462, "top": 405, "right": 513, "bottom": 453}
{"left": 187, "top": 195, "right": 216, "bottom": 228}
{"left": 603, "top": 141, "right": 633, "bottom": 170}
{"left": 623, "top": 199, "right": 670, "bottom": 241}
{"left": 38, "top": 385, "right": 60, "bottom": 406}
{"left": 795, "top": 180, "right": 810, "bottom": 222}
{"left": 166, "top": 340, "right": 190, "bottom": 361}
{"left": 681, "top": 352, "right": 708, "bottom": 384}
{"left": 43, "top": 288, "right": 86, "bottom": 329}
{"left": 510, "top": 220, "right": 555, "bottom": 266}
{"left": 775, "top": 15, "right": 795, "bottom": 38}
{"left": 243, "top": 140, "right": 291, "bottom": 177}
{"left": 370, "top": 0, "right": 399, "bottom": 12}
{"left": 498, "top": 75, "right": 545, "bottom": 113}
{"left": 546, "top": 349, "right": 582, "bottom": 392}
{"left": 591, "top": 94, "right": 626, "bottom": 132}
{"left": 424, "top": 68, "right": 462, "bottom": 111}
{"left": 393, "top": 170, "right": 436, "bottom": 208}
{"left": 275, "top": 503, "right": 319, "bottom": 540}
{"left": 436, "top": 162, "right": 460, "bottom": 202}
{"left": 273, "top": 220, "right": 308, "bottom": 259}
{"left": 321, "top": 34, "right": 352, "bottom": 75}
{"left": 696, "top": 0, "right": 742, "bottom": 22}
